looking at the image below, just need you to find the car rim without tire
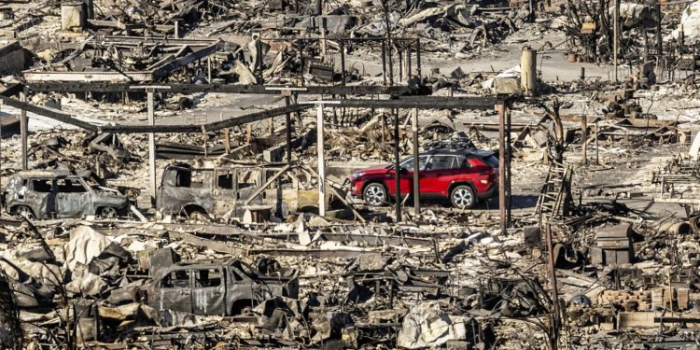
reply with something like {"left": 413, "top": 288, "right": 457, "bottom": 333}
{"left": 365, "top": 185, "right": 385, "bottom": 205}
{"left": 100, "top": 207, "right": 117, "bottom": 218}
{"left": 453, "top": 188, "right": 473, "bottom": 208}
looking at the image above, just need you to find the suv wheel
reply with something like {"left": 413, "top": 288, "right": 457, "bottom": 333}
{"left": 98, "top": 207, "right": 118, "bottom": 219}
{"left": 15, "top": 206, "right": 35, "bottom": 220}
{"left": 451, "top": 185, "right": 476, "bottom": 209}
{"left": 363, "top": 183, "right": 387, "bottom": 206}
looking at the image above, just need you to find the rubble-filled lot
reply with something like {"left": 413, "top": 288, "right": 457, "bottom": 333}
{"left": 2, "top": 0, "right": 700, "bottom": 349}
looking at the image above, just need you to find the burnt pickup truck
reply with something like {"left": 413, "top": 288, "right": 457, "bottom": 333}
{"left": 142, "top": 259, "right": 299, "bottom": 315}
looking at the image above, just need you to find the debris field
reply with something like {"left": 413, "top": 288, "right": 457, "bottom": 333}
{"left": 1, "top": 0, "right": 700, "bottom": 349}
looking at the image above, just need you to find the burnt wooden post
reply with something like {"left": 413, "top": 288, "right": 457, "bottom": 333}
{"left": 393, "top": 108, "right": 401, "bottom": 222}
{"left": 285, "top": 93, "right": 292, "bottom": 164}
{"left": 147, "top": 90, "right": 156, "bottom": 206}
{"left": 381, "top": 41, "right": 387, "bottom": 85}
{"left": 506, "top": 107, "right": 512, "bottom": 225}
{"left": 20, "top": 87, "right": 27, "bottom": 170}
{"left": 594, "top": 122, "right": 599, "bottom": 165}
{"left": 497, "top": 103, "right": 507, "bottom": 234}
{"left": 545, "top": 224, "right": 561, "bottom": 350}
{"left": 416, "top": 39, "right": 422, "bottom": 79}
{"left": 412, "top": 108, "right": 420, "bottom": 217}
{"left": 340, "top": 40, "right": 346, "bottom": 85}
{"left": 614, "top": 0, "right": 620, "bottom": 82}
{"left": 317, "top": 104, "right": 326, "bottom": 216}
{"left": 582, "top": 115, "right": 588, "bottom": 165}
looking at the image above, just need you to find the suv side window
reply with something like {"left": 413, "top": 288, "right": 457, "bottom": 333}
{"left": 455, "top": 156, "right": 470, "bottom": 169}
{"left": 32, "top": 179, "right": 53, "bottom": 193}
{"left": 161, "top": 270, "right": 190, "bottom": 288}
{"left": 217, "top": 173, "right": 234, "bottom": 189}
{"left": 56, "top": 179, "right": 87, "bottom": 193}
{"left": 430, "top": 156, "right": 456, "bottom": 170}
{"left": 401, "top": 156, "right": 430, "bottom": 171}
{"left": 194, "top": 268, "right": 223, "bottom": 287}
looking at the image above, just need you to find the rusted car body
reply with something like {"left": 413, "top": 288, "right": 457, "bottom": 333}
{"left": 157, "top": 164, "right": 318, "bottom": 219}
{"left": 2, "top": 170, "right": 129, "bottom": 219}
{"left": 142, "top": 259, "right": 298, "bottom": 315}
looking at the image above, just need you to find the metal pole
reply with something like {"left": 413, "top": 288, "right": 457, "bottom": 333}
{"left": 614, "top": 0, "right": 620, "bottom": 83}
{"left": 317, "top": 105, "right": 326, "bottom": 216}
{"left": 398, "top": 49, "right": 403, "bottom": 82}
{"left": 656, "top": 0, "right": 663, "bottom": 58}
{"left": 594, "top": 123, "right": 599, "bottom": 165}
{"left": 207, "top": 57, "right": 212, "bottom": 82}
{"left": 382, "top": 0, "right": 394, "bottom": 86}
{"left": 285, "top": 96, "right": 292, "bottom": 164}
{"left": 497, "top": 103, "right": 506, "bottom": 234}
{"left": 416, "top": 39, "right": 422, "bottom": 79}
{"left": 406, "top": 45, "right": 413, "bottom": 79}
{"left": 340, "top": 40, "right": 346, "bottom": 85}
{"left": 0, "top": 103, "right": 3, "bottom": 199}
{"left": 147, "top": 90, "right": 157, "bottom": 207}
{"left": 394, "top": 108, "right": 401, "bottom": 222}
{"left": 381, "top": 42, "right": 387, "bottom": 85}
{"left": 321, "top": 18, "right": 327, "bottom": 56}
{"left": 506, "top": 107, "right": 512, "bottom": 226}
{"left": 545, "top": 224, "right": 560, "bottom": 350}
{"left": 582, "top": 115, "right": 588, "bottom": 165}
{"left": 694, "top": 45, "right": 697, "bottom": 84}
{"left": 412, "top": 108, "right": 420, "bottom": 217}
{"left": 20, "top": 88, "right": 27, "bottom": 171}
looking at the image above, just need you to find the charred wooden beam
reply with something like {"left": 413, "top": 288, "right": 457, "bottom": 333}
{"left": 25, "top": 83, "right": 414, "bottom": 95}
{"left": 332, "top": 96, "right": 502, "bottom": 110}
{"left": 0, "top": 94, "right": 99, "bottom": 131}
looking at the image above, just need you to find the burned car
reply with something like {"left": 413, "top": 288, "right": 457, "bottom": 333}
{"left": 142, "top": 259, "right": 299, "bottom": 315}
{"left": 157, "top": 163, "right": 320, "bottom": 220}
{"left": 2, "top": 170, "right": 130, "bottom": 219}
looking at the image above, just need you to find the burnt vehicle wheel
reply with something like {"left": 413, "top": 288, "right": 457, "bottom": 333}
{"left": 15, "top": 206, "right": 34, "bottom": 220}
{"left": 363, "top": 183, "right": 387, "bottom": 207}
{"left": 451, "top": 185, "right": 476, "bottom": 209}
{"left": 98, "top": 207, "right": 118, "bottom": 219}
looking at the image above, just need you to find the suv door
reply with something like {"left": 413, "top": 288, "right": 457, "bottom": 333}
{"left": 25, "top": 178, "right": 55, "bottom": 219}
{"left": 154, "top": 269, "right": 193, "bottom": 313}
{"left": 420, "top": 155, "right": 457, "bottom": 196}
{"left": 55, "top": 177, "right": 91, "bottom": 218}
{"left": 389, "top": 156, "right": 430, "bottom": 196}
{"left": 212, "top": 169, "right": 238, "bottom": 216}
{"left": 192, "top": 267, "right": 226, "bottom": 315}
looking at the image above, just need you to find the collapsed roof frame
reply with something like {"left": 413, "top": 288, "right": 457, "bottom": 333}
{"left": 3, "top": 82, "right": 511, "bottom": 232}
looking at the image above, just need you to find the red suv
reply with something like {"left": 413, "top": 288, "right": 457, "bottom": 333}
{"left": 350, "top": 149, "right": 499, "bottom": 209}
